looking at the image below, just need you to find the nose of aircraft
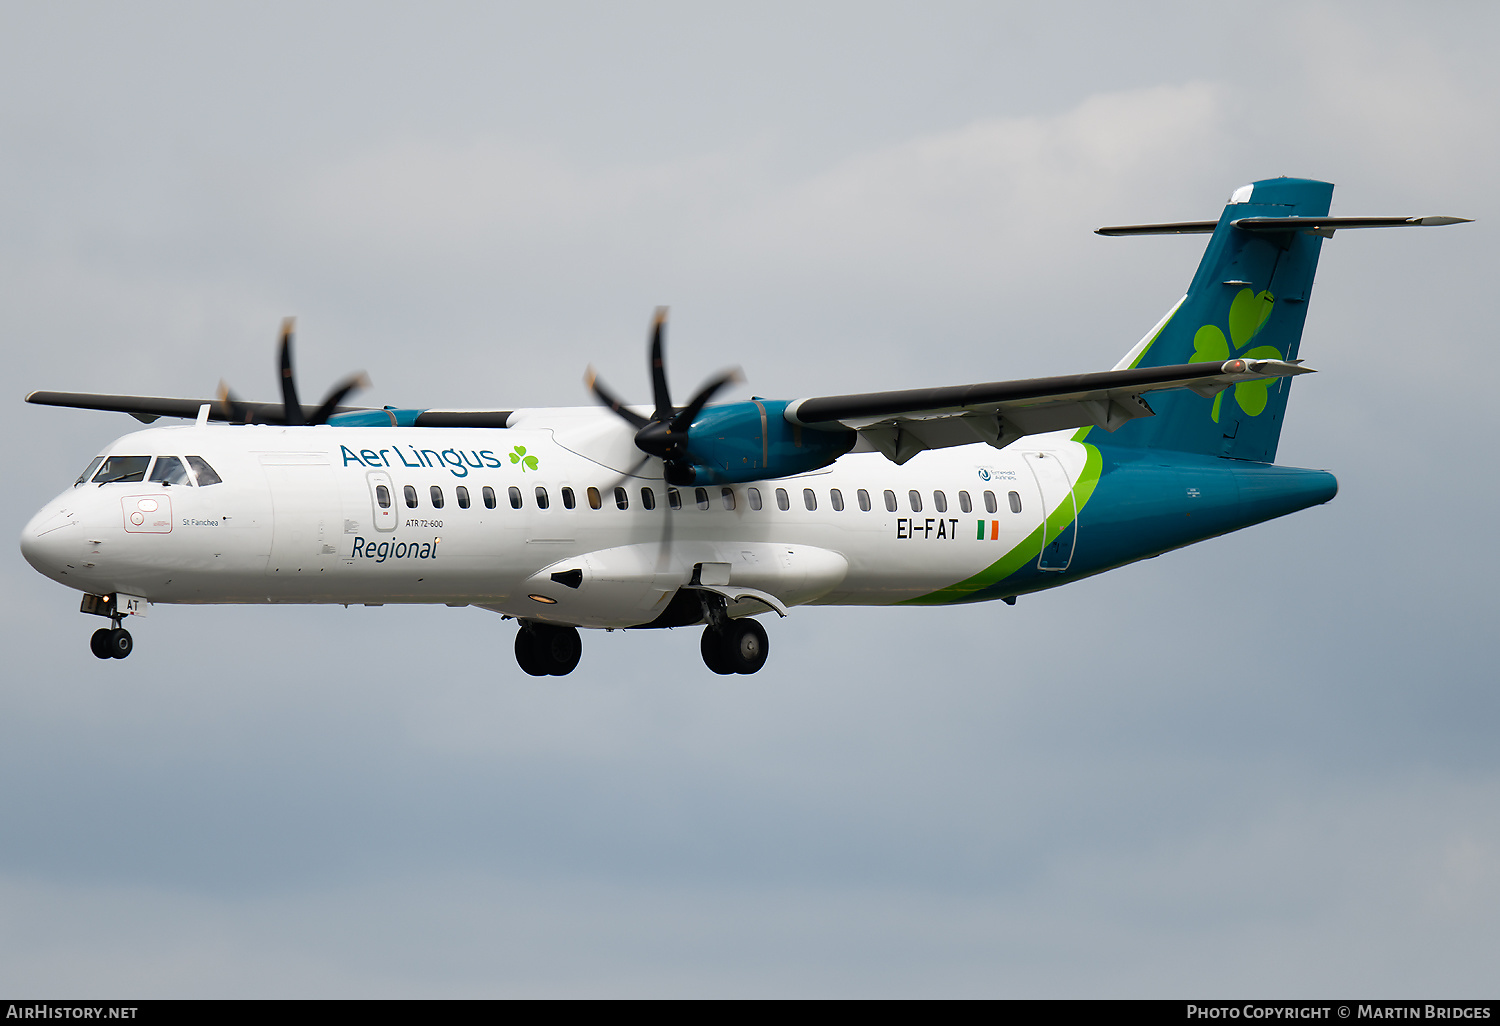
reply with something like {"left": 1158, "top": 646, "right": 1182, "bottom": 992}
{"left": 20, "top": 498, "right": 83, "bottom": 580}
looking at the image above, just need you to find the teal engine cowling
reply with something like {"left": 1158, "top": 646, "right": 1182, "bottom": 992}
{"left": 681, "top": 400, "right": 856, "bottom": 485}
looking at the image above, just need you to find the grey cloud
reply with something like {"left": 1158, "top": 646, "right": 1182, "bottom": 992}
{"left": 2, "top": 0, "right": 1497, "bottom": 997}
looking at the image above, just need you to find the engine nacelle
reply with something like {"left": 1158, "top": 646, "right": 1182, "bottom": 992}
{"left": 682, "top": 400, "right": 855, "bottom": 485}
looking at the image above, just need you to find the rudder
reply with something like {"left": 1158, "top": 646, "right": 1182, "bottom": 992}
{"left": 1100, "top": 177, "right": 1334, "bottom": 463}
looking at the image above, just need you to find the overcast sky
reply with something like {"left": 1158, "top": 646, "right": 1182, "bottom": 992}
{"left": 3, "top": 1, "right": 1497, "bottom": 997}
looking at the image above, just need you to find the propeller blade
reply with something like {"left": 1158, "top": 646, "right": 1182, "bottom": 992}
{"left": 585, "top": 307, "right": 737, "bottom": 488}
{"left": 308, "top": 372, "right": 371, "bottom": 425}
{"left": 655, "top": 479, "right": 675, "bottom": 572}
{"left": 597, "top": 453, "right": 660, "bottom": 505}
{"left": 585, "top": 366, "right": 650, "bottom": 430}
{"left": 649, "top": 307, "right": 672, "bottom": 423}
{"left": 670, "top": 368, "right": 744, "bottom": 433}
{"left": 216, "top": 381, "right": 254, "bottom": 424}
{"left": 277, "top": 317, "right": 305, "bottom": 425}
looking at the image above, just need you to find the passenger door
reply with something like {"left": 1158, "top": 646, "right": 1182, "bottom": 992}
{"left": 366, "top": 470, "right": 398, "bottom": 532}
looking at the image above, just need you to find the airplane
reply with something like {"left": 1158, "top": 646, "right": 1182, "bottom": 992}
{"left": 19, "top": 177, "right": 1469, "bottom": 676}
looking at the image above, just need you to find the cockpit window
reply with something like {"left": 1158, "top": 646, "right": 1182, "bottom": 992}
{"left": 75, "top": 456, "right": 105, "bottom": 487}
{"left": 149, "top": 456, "right": 193, "bottom": 486}
{"left": 186, "top": 457, "right": 223, "bottom": 487}
{"left": 92, "top": 456, "right": 151, "bottom": 484}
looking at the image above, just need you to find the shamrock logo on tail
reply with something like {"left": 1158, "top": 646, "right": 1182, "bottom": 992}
{"left": 509, "top": 445, "right": 539, "bottom": 472}
{"left": 1189, "top": 287, "right": 1282, "bottom": 422}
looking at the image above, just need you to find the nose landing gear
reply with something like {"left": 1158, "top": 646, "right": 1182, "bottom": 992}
{"left": 515, "top": 621, "right": 582, "bottom": 676}
{"left": 81, "top": 593, "right": 134, "bottom": 660}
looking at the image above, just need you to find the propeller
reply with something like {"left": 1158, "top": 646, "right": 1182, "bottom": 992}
{"left": 217, "top": 318, "right": 369, "bottom": 425}
{"left": 586, "top": 308, "right": 742, "bottom": 486}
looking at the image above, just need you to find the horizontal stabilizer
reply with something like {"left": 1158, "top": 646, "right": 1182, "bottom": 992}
{"left": 1233, "top": 215, "right": 1472, "bottom": 235}
{"left": 1098, "top": 215, "right": 1471, "bottom": 237}
{"left": 1095, "top": 221, "right": 1218, "bottom": 236}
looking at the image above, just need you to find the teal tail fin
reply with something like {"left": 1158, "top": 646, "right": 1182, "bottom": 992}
{"left": 1098, "top": 177, "right": 1334, "bottom": 463}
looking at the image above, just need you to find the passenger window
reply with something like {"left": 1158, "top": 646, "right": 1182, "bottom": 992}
{"left": 509, "top": 486, "right": 523, "bottom": 510}
{"left": 614, "top": 487, "right": 629, "bottom": 510}
{"left": 883, "top": 489, "right": 897, "bottom": 512}
{"left": 587, "top": 486, "right": 602, "bottom": 510}
{"left": 376, "top": 485, "right": 392, "bottom": 509}
{"left": 695, "top": 487, "right": 710, "bottom": 510}
{"left": 933, "top": 490, "right": 947, "bottom": 513}
{"left": 456, "top": 485, "right": 470, "bottom": 509}
{"left": 404, "top": 485, "right": 419, "bottom": 509}
{"left": 1009, "top": 490, "right": 1023, "bottom": 513}
{"left": 721, "top": 487, "right": 736, "bottom": 510}
{"left": 984, "top": 490, "right": 998, "bottom": 514}
{"left": 748, "top": 487, "right": 762, "bottom": 511}
{"left": 535, "top": 486, "right": 549, "bottom": 510}
{"left": 75, "top": 456, "right": 105, "bottom": 487}
{"left": 561, "top": 487, "right": 576, "bottom": 510}
{"left": 92, "top": 456, "right": 151, "bottom": 484}
{"left": 431, "top": 485, "right": 445, "bottom": 509}
{"left": 908, "top": 490, "right": 922, "bottom": 513}
{"left": 830, "top": 488, "right": 844, "bottom": 511}
{"left": 959, "top": 490, "right": 972, "bottom": 513}
{"left": 775, "top": 488, "right": 790, "bottom": 511}
{"left": 482, "top": 486, "right": 496, "bottom": 509}
{"left": 149, "top": 456, "right": 192, "bottom": 486}
{"left": 641, "top": 487, "right": 656, "bottom": 510}
{"left": 186, "top": 457, "right": 222, "bottom": 487}
{"left": 803, "top": 488, "right": 817, "bottom": 511}
{"left": 858, "top": 489, "right": 871, "bottom": 512}
{"left": 668, "top": 488, "right": 683, "bottom": 510}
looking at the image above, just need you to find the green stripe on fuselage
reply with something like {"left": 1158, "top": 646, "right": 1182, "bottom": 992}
{"left": 903, "top": 443, "right": 1102, "bottom": 605}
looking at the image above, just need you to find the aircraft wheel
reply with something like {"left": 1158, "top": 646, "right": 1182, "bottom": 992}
{"left": 90, "top": 628, "right": 114, "bottom": 660}
{"left": 700, "top": 627, "right": 734, "bottom": 675}
{"left": 723, "top": 618, "right": 768, "bottom": 675}
{"left": 514, "top": 628, "right": 549, "bottom": 677}
{"left": 107, "top": 627, "right": 133, "bottom": 659}
{"left": 538, "top": 624, "right": 582, "bottom": 676}
{"left": 516, "top": 623, "right": 582, "bottom": 676}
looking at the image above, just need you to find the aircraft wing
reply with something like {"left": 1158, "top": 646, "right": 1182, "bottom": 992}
{"left": 23, "top": 391, "right": 374, "bottom": 424}
{"left": 23, "top": 391, "right": 516, "bottom": 428}
{"left": 784, "top": 358, "right": 1312, "bottom": 464}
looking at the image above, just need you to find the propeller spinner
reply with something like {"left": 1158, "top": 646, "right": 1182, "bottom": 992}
{"left": 587, "top": 308, "right": 742, "bottom": 486}
{"left": 218, "top": 318, "right": 369, "bottom": 425}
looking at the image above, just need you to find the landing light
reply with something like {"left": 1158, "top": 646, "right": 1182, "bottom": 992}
{"left": 528, "top": 594, "right": 557, "bottom": 604}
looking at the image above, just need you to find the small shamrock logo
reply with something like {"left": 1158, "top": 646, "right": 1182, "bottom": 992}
{"left": 1189, "top": 288, "right": 1282, "bottom": 422}
{"left": 509, "top": 445, "right": 539, "bottom": 472}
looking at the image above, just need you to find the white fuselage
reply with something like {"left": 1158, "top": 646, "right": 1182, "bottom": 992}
{"left": 22, "top": 408, "right": 1086, "bottom": 628}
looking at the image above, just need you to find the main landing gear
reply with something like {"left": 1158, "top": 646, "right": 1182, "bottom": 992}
{"left": 700, "top": 618, "right": 769, "bottom": 675}
{"left": 90, "top": 623, "right": 133, "bottom": 660}
{"left": 515, "top": 621, "right": 583, "bottom": 677}
{"left": 697, "top": 589, "right": 770, "bottom": 675}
